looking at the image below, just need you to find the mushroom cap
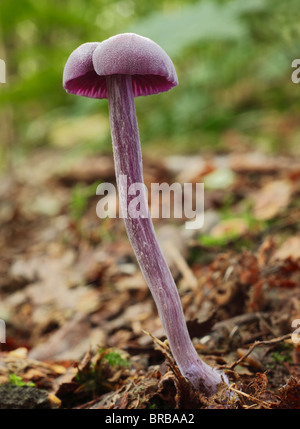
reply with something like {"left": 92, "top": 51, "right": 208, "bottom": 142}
{"left": 63, "top": 33, "right": 178, "bottom": 98}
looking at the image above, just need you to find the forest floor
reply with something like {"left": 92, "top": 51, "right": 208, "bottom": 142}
{"left": 0, "top": 147, "right": 299, "bottom": 409}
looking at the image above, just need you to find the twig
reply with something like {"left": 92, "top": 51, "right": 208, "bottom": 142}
{"left": 222, "top": 333, "right": 292, "bottom": 370}
{"left": 142, "top": 329, "right": 170, "bottom": 352}
{"left": 142, "top": 329, "right": 183, "bottom": 380}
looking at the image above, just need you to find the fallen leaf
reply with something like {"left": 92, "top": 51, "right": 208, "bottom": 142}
{"left": 273, "top": 236, "right": 300, "bottom": 261}
{"left": 210, "top": 218, "right": 249, "bottom": 239}
{"left": 258, "top": 237, "right": 276, "bottom": 266}
{"left": 237, "top": 348, "right": 264, "bottom": 369}
{"left": 252, "top": 180, "right": 293, "bottom": 220}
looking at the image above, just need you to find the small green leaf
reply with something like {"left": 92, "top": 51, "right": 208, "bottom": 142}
{"left": 9, "top": 373, "right": 35, "bottom": 387}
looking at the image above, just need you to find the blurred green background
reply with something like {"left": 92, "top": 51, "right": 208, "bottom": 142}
{"left": 0, "top": 0, "right": 300, "bottom": 172}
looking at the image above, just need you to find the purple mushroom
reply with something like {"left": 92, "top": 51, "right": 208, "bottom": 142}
{"left": 63, "top": 33, "right": 228, "bottom": 396}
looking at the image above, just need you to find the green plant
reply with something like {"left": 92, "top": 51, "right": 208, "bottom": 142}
{"left": 100, "top": 350, "right": 130, "bottom": 368}
{"left": 272, "top": 344, "right": 293, "bottom": 365}
{"left": 74, "top": 348, "right": 130, "bottom": 398}
{"left": 9, "top": 373, "right": 35, "bottom": 387}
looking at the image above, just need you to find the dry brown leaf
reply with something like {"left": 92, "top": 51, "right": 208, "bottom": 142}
{"left": 237, "top": 348, "right": 264, "bottom": 369}
{"left": 252, "top": 180, "right": 293, "bottom": 220}
{"left": 272, "top": 236, "right": 300, "bottom": 261}
{"left": 210, "top": 218, "right": 249, "bottom": 239}
{"left": 258, "top": 237, "right": 276, "bottom": 266}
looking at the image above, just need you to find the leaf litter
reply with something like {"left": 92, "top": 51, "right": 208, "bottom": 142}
{"left": 0, "top": 149, "right": 299, "bottom": 409}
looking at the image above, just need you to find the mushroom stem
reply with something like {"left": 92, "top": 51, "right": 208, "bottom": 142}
{"left": 107, "top": 74, "right": 225, "bottom": 396}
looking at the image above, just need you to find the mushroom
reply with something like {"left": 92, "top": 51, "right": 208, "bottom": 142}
{"left": 63, "top": 33, "right": 227, "bottom": 396}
